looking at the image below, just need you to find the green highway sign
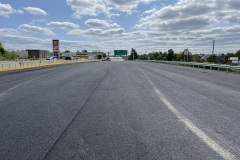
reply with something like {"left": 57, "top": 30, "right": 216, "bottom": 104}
{"left": 114, "top": 50, "right": 127, "bottom": 56}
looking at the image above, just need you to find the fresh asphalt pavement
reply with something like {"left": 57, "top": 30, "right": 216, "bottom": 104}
{"left": 0, "top": 61, "right": 240, "bottom": 160}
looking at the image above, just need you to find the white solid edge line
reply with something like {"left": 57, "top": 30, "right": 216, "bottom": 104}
{"left": 143, "top": 72, "right": 237, "bottom": 160}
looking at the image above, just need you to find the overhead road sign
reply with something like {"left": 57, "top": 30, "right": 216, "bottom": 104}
{"left": 114, "top": 50, "right": 127, "bottom": 56}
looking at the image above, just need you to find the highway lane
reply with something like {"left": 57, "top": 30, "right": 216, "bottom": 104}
{"left": 0, "top": 61, "right": 240, "bottom": 160}
{"left": 0, "top": 62, "right": 112, "bottom": 160}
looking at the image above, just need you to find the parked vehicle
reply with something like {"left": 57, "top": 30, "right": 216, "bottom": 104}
{"left": 102, "top": 57, "right": 110, "bottom": 61}
{"left": 46, "top": 56, "right": 55, "bottom": 60}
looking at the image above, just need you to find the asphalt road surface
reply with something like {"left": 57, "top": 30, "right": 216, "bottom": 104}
{"left": 0, "top": 61, "right": 240, "bottom": 160}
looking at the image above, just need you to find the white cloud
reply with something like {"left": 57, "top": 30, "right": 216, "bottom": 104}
{"left": 137, "top": 0, "right": 240, "bottom": 31}
{"left": 67, "top": 29, "right": 83, "bottom": 35}
{"left": 16, "top": 10, "right": 24, "bottom": 14}
{"left": 66, "top": 0, "right": 157, "bottom": 18}
{"left": 106, "top": 28, "right": 125, "bottom": 35}
{"left": 47, "top": 22, "right": 80, "bottom": 30}
{"left": 0, "top": 3, "right": 13, "bottom": 17}
{"left": 86, "top": 27, "right": 124, "bottom": 36}
{"left": 0, "top": 3, "right": 23, "bottom": 17}
{"left": 67, "top": 27, "right": 124, "bottom": 36}
{"left": 23, "top": 7, "right": 48, "bottom": 15}
{"left": 83, "top": 27, "right": 124, "bottom": 36}
{"left": 66, "top": 0, "right": 111, "bottom": 18}
{"left": 0, "top": 28, "right": 19, "bottom": 35}
{"left": 32, "top": 19, "right": 48, "bottom": 23}
{"left": 19, "top": 24, "right": 55, "bottom": 35}
{"left": 106, "top": 0, "right": 156, "bottom": 13}
{"left": 143, "top": 7, "right": 157, "bottom": 15}
{"left": 0, "top": 34, "right": 47, "bottom": 51}
{"left": 85, "top": 19, "right": 120, "bottom": 28}
{"left": 30, "top": 19, "right": 48, "bottom": 25}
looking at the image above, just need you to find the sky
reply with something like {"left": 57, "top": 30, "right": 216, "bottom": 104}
{"left": 0, "top": 0, "right": 240, "bottom": 55}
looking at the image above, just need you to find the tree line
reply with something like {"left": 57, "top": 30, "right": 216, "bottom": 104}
{"left": 137, "top": 49, "right": 240, "bottom": 63}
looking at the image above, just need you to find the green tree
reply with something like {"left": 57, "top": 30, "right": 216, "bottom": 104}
{"left": 0, "top": 42, "right": 6, "bottom": 55}
{"left": 162, "top": 52, "right": 167, "bottom": 60}
{"left": 236, "top": 50, "right": 240, "bottom": 58}
{"left": 10, "top": 52, "right": 18, "bottom": 60}
{"left": 97, "top": 54, "right": 102, "bottom": 59}
{"left": 148, "top": 52, "right": 162, "bottom": 60}
{"left": 139, "top": 54, "right": 149, "bottom": 60}
{"left": 167, "top": 49, "right": 174, "bottom": 61}
{"left": 176, "top": 52, "right": 184, "bottom": 61}
{"left": 207, "top": 54, "right": 218, "bottom": 63}
{"left": 128, "top": 48, "right": 138, "bottom": 60}
{"left": 192, "top": 54, "right": 201, "bottom": 62}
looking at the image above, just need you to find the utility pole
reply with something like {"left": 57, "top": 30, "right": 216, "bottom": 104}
{"left": 132, "top": 49, "right": 134, "bottom": 60}
{"left": 212, "top": 40, "right": 215, "bottom": 62}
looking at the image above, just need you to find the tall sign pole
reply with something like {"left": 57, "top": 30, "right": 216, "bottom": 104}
{"left": 184, "top": 49, "right": 189, "bottom": 62}
{"left": 52, "top": 39, "right": 59, "bottom": 59}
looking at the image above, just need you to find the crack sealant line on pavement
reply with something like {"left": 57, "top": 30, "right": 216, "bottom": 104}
{"left": 42, "top": 63, "right": 112, "bottom": 160}
{"left": 139, "top": 69, "right": 237, "bottom": 160}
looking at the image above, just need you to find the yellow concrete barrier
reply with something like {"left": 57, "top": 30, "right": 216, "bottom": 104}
{"left": 0, "top": 59, "right": 99, "bottom": 72}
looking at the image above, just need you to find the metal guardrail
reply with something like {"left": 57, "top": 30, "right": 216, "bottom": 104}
{"left": 144, "top": 60, "right": 240, "bottom": 73}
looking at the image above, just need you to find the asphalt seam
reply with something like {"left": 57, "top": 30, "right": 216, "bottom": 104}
{"left": 42, "top": 62, "right": 113, "bottom": 160}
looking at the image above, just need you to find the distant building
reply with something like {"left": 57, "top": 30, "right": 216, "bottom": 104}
{"left": 89, "top": 51, "right": 105, "bottom": 59}
{"left": 15, "top": 50, "right": 28, "bottom": 59}
{"left": 61, "top": 52, "right": 76, "bottom": 57}
{"left": 91, "top": 51, "right": 104, "bottom": 55}
{"left": 229, "top": 57, "right": 239, "bottom": 63}
{"left": 27, "top": 50, "right": 49, "bottom": 59}
{"left": 76, "top": 51, "right": 88, "bottom": 58}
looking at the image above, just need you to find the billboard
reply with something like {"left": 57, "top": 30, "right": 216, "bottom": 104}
{"left": 53, "top": 51, "right": 59, "bottom": 58}
{"left": 52, "top": 40, "right": 59, "bottom": 51}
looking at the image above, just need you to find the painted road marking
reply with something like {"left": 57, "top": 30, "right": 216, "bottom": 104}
{"left": 142, "top": 72, "right": 237, "bottom": 160}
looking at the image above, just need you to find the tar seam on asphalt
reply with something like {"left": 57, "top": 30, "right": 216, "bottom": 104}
{"left": 42, "top": 63, "right": 112, "bottom": 160}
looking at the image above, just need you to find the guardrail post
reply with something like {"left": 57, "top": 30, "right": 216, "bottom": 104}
{"left": 2, "top": 64, "right": 3, "bottom": 69}
{"left": 9, "top": 64, "right": 10, "bottom": 68}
